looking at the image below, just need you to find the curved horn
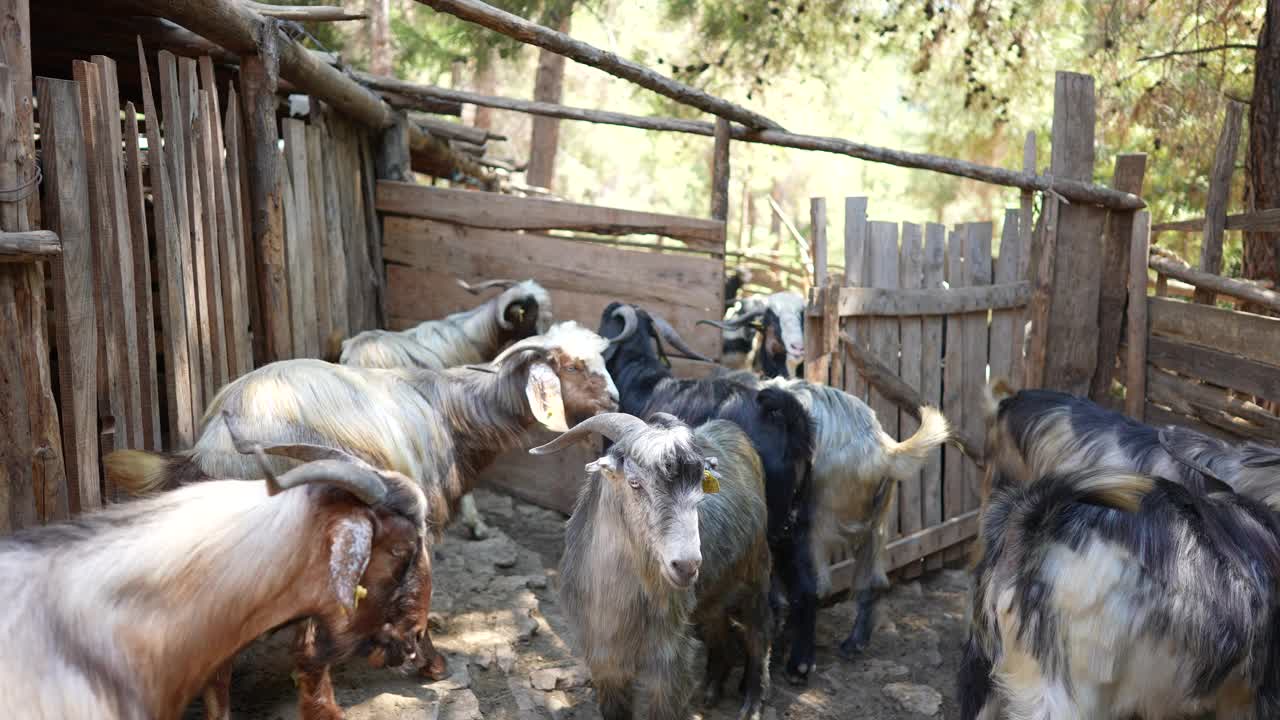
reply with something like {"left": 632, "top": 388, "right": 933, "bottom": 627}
{"left": 697, "top": 308, "right": 765, "bottom": 331}
{"left": 608, "top": 304, "right": 639, "bottom": 345}
{"left": 456, "top": 278, "right": 518, "bottom": 295}
{"left": 273, "top": 459, "right": 388, "bottom": 505}
{"left": 529, "top": 412, "right": 649, "bottom": 455}
{"left": 650, "top": 313, "right": 714, "bottom": 363}
{"left": 223, "top": 411, "right": 382, "bottom": 502}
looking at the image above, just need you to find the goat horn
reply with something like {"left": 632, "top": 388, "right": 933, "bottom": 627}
{"left": 529, "top": 412, "right": 649, "bottom": 455}
{"left": 456, "top": 278, "right": 518, "bottom": 295}
{"left": 273, "top": 459, "right": 388, "bottom": 506}
{"left": 650, "top": 313, "right": 714, "bottom": 363}
{"left": 608, "top": 304, "right": 639, "bottom": 345}
{"left": 223, "top": 411, "right": 380, "bottom": 499}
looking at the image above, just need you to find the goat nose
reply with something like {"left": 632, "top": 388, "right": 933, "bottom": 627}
{"left": 670, "top": 558, "right": 701, "bottom": 585}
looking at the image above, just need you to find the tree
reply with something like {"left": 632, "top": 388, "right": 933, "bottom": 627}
{"left": 1245, "top": 0, "right": 1280, "bottom": 285}
{"left": 526, "top": 4, "right": 573, "bottom": 190}
{"left": 368, "top": 0, "right": 393, "bottom": 75}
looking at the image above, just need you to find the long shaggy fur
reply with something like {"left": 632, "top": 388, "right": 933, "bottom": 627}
{"left": 962, "top": 466, "right": 1280, "bottom": 720}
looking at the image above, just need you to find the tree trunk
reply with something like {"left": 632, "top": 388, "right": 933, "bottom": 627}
{"left": 1244, "top": 0, "right": 1280, "bottom": 285}
{"left": 526, "top": 6, "right": 571, "bottom": 190}
{"left": 471, "top": 50, "right": 497, "bottom": 130}
{"left": 368, "top": 0, "right": 392, "bottom": 75}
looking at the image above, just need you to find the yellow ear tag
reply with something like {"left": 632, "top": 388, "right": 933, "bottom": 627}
{"left": 353, "top": 584, "right": 368, "bottom": 612}
{"left": 703, "top": 470, "right": 720, "bottom": 494}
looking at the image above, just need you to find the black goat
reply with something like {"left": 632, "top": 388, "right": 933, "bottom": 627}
{"left": 599, "top": 302, "right": 820, "bottom": 685}
{"left": 724, "top": 267, "right": 751, "bottom": 311}
{"left": 701, "top": 292, "right": 806, "bottom": 379}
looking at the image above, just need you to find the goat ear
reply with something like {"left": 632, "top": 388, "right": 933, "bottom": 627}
{"left": 585, "top": 454, "right": 619, "bottom": 476}
{"left": 527, "top": 361, "right": 569, "bottom": 432}
{"left": 327, "top": 516, "right": 374, "bottom": 614}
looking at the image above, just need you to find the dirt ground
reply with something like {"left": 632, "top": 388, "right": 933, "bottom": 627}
{"left": 193, "top": 489, "right": 967, "bottom": 720}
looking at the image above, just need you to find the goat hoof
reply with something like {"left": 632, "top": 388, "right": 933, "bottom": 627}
{"left": 836, "top": 638, "right": 865, "bottom": 661}
{"left": 467, "top": 523, "right": 492, "bottom": 541}
{"left": 702, "top": 686, "right": 723, "bottom": 709}
{"left": 417, "top": 652, "right": 449, "bottom": 681}
{"left": 783, "top": 663, "right": 809, "bottom": 687}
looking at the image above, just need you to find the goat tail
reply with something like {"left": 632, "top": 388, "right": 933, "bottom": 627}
{"left": 1060, "top": 469, "right": 1155, "bottom": 513}
{"left": 884, "top": 406, "right": 951, "bottom": 479}
{"left": 104, "top": 449, "right": 198, "bottom": 496}
{"left": 323, "top": 329, "right": 345, "bottom": 363}
{"left": 982, "top": 378, "right": 1017, "bottom": 423}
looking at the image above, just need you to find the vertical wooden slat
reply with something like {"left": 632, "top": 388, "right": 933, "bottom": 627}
{"left": 804, "top": 197, "right": 831, "bottom": 383}
{"left": 157, "top": 51, "right": 204, "bottom": 417}
{"left": 710, "top": 117, "right": 730, "bottom": 221}
{"left": 318, "top": 109, "right": 349, "bottom": 342}
{"left": 306, "top": 121, "right": 332, "bottom": 349}
{"left": 843, "top": 197, "right": 869, "bottom": 400}
{"left": 921, "top": 223, "right": 945, "bottom": 569}
{"left": 333, "top": 117, "right": 364, "bottom": 333}
{"left": 39, "top": 77, "right": 98, "bottom": 513}
{"left": 897, "top": 222, "right": 924, "bottom": 547}
{"left": 942, "top": 227, "right": 966, "bottom": 527}
{"left": 359, "top": 130, "right": 384, "bottom": 329}
{"left": 868, "top": 221, "right": 901, "bottom": 536}
{"left": 206, "top": 85, "right": 246, "bottom": 380}
{"left": 1015, "top": 132, "right": 1036, "bottom": 387}
{"left": 179, "top": 58, "right": 217, "bottom": 403}
{"left": 1091, "top": 154, "right": 1148, "bottom": 401}
{"left": 282, "top": 118, "right": 317, "bottom": 356}
{"left": 280, "top": 149, "right": 302, "bottom": 356}
{"left": 1025, "top": 198, "right": 1060, "bottom": 388}
{"left": 123, "top": 102, "right": 161, "bottom": 450}
{"left": 1125, "top": 211, "right": 1152, "bottom": 420}
{"left": 139, "top": 41, "right": 195, "bottom": 447}
{"left": 0, "top": 65, "right": 32, "bottom": 528}
{"left": 962, "top": 223, "right": 993, "bottom": 512}
{"left": 811, "top": 197, "right": 827, "bottom": 287}
{"left": 990, "top": 210, "right": 1023, "bottom": 384}
{"left": 1194, "top": 101, "right": 1245, "bottom": 305}
{"left": 196, "top": 89, "right": 228, "bottom": 390}
{"left": 222, "top": 88, "right": 253, "bottom": 376}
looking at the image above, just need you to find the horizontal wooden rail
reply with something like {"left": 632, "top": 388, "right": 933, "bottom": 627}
{"left": 828, "top": 509, "right": 980, "bottom": 582}
{"left": 1153, "top": 208, "right": 1280, "bottom": 233}
{"left": 832, "top": 281, "right": 1031, "bottom": 317}
{"left": 375, "top": 181, "right": 726, "bottom": 252}
{"left": 0, "top": 230, "right": 60, "bottom": 262}
{"left": 1148, "top": 253, "right": 1280, "bottom": 313}
{"left": 244, "top": 2, "right": 366, "bottom": 21}
{"left": 1147, "top": 335, "right": 1280, "bottom": 404}
{"left": 1149, "top": 296, "right": 1280, "bottom": 368}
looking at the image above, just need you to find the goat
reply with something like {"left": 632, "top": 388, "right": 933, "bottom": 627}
{"left": 598, "top": 303, "right": 819, "bottom": 685}
{"left": 5, "top": 423, "right": 430, "bottom": 720}
{"left": 724, "top": 267, "right": 752, "bottom": 311}
{"left": 960, "top": 464, "right": 1280, "bottom": 720}
{"left": 763, "top": 378, "right": 950, "bottom": 658}
{"left": 983, "top": 384, "right": 1280, "bottom": 510}
{"left": 338, "top": 277, "right": 552, "bottom": 541}
{"left": 534, "top": 412, "right": 772, "bottom": 720}
{"left": 107, "top": 321, "right": 618, "bottom": 682}
{"left": 701, "top": 292, "right": 806, "bottom": 378}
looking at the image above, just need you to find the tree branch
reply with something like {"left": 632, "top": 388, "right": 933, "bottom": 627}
{"left": 1138, "top": 43, "right": 1257, "bottom": 62}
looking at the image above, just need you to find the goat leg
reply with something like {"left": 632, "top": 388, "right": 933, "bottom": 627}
{"left": 201, "top": 659, "right": 233, "bottom": 720}
{"left": 457, "top": 493, "right": 492, "bottom": 540}
{"left": 778, "top": 535, "right": 819, "bottom": 686}
{"left": 295, "top": 664, "right": 344, "bottom": 720}
{"left": 414, "top": 629, "right": 449, "bottom": 681}
{"left": 594, "top": 677, "right": 636, "bottom": 720}
{"left": 735, "top": 585, "right": 772, "bottom": 720}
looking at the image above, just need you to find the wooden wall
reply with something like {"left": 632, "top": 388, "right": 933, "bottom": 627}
{"left": 377, "top": 181, "right": 725, "bottom": 511}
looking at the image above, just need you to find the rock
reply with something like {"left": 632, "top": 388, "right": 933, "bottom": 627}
{"left": 428, "top": 664, "right": 473, "bottom": 692}
{"left": 875, "top": 616, "right": 898, "bottom": 636}
{"left": 428, "top": 612, "right": 448, "bottom": 633}
{"left": 922, "top": 648, "right": 944, "bottom": 667}
{"left": 526, "top": 574, "right": 549, "bottom": 589}
{"left": 900, "top": 581, "right": 924, "bottom": 598}
{"left": 882, "top": 683, "right": 942, "bottom": 716}
{"left": 477, "top": 491, "right": 515, "bottom": 519}
{"left": 496, "top": 643, "right": 517, "bottom": 674}
{"left": 474, "top": 646, "right": 497, "bottom": 671}
{"left": 531, "top": 669, "right": 559, "bottom": 691}
{"left": 345, "top": 691, "right": 440, "bottom": 720}
{"left": 515, "top": 610, "right": 540, "bottom": 642}
{"left": 938, "top": 569, "right": 970, "bottom": 592}
{"left": 441, "top": 689, "right": 483, "bottom": 720}
{"left": 858, "top": 659, "right": 910, "bottom": 682}
{"left": 493, "top": 547, "right": 520, "bottom": 569}
{"left": 530, "top": 665, "right": 590, "bottom": 691}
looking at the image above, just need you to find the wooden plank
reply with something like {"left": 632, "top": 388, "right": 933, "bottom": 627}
{"left": 318, "top": 109, "right": 350, "bottom": 341}
{"left": 221, "top": 87, "right": 253, "bottom": 377}
{"left": 835, "top": 282, "right": 1031, "bottom": 316}
{"left": 330, "top": 116, "right": 363, "bottom": 335}
{"left": 375, "top": 181, "right": 728, "bottom": 252}
{"left": 1016, "top": 132, "right": 1035, "bottom": 387}
{"left": 283, "top": 118, "right": 318, "bottom": 357}
{"left": 989, "top": 210, "right": 1023, "bottom": 385}
{"left": 0, "top": 65, "right": 32, "bottom": 529}
{"left": 884, "top": 509, "right": 980, "bottom": 571}
{"left": 1149, "top": 253, "right": 1280, "bottom": 313}
{"left": 843, "top": 197, "right": 869, "bottom": 400}
{"left": 1025, "top": 196, "right": 1059, "bottom": 387}
{"left": 943, "top": 227, "right": 966, "bottom": 525}
{"left": 868, "top": 221, "right": 901, "bottom": 536}
{"left": 898, "top": 222, "right": 924, "bottom": 541}
{"left": 38, "top": 77, "right": 98, "bottom": 512}
{"left": 196, "top": 88, "right": 229, "bottom": 392}
{"left": 360, "top": 125, "right": 385, "bottom": 329}
{"left": 1155, "top": 209, "right": 1280, "bottom": 234}
{"left": 811, "top": 197, "right": 827, "bottom": 286}
{"left": 306, "top": 120, "right": 333, "bottom": 348}
{"left": 123, "top": 102, "right": 161, "bottom": 450}
{"left": 179, "top": 57, "right": 218, "bottom": 403}
{"left": 1091, "top": 153, "right": 1147, "bottom": 401}
{"left": 1149, "top": 297, "right": 1280, "bottom": 368}
{"left": 1147, "top": 334, "right": 1280, "bottom": 405}
{"left": 0, "top": 230, "right": 58, "bottom": 260}
{"left": 1125, "top": 211, "right": 1152, "bottom": 419}
{"left": 280, "top": 149, "right": 302, "bottom": 357}
{"left": 962, "top": 222, "right": 993, "bottom": 512}
{"left": 139, "top": 41, "right": 195, "bottom": 446}
{"left": 1145, "top": 401, "right": 1238, "bottom": 443}
{"left": 710, "top": 117, "right": 730, "bottom": 221}
{"left": 1194, "top": 101, "right": 1245, "bottom": 305}
{"left": 1146, "top": 368, "right": 1280, "bottom": 442}
{"left": 201, "top": 56, "right": 238, "bottom": 378}
{"left": 158, "top": 51, "right": 205, "bottom": 417}
{"left": 920, "top": 223, "right": 945, "bottom": 570}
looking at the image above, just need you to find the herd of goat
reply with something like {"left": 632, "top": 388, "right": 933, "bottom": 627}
{"left": 5, "top": 271, "right": 1280, "bottom": 720}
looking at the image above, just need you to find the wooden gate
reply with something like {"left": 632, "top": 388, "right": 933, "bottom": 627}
{"left": 805, "top": 198, "right": 1032, "bottom": 577}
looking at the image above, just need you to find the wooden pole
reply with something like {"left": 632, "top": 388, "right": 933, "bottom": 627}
{"left": 239, "top": 18, "right": 291, "bottom": 362}
{"left": 1125, "top": 211, "right": 1151, "bottom": 420}
{"left": 1149, "top": 252, "right": 1280, "bottom": 312}
{"left": 1194, "top": 101, "right": 1245, "bottom": 304}
{"left": 810, "top": 197, "right": 827, "bottom": 286}
{"left": 353, "top": 71, "right": 1142, "bottom": 210}
{"left": 1089, "top": 153, "right": 1147, "bottom": 402}
{"left": 376, "top": 111, "right": 414, "bottom": 183}
{"left": 411, "top": 0, "right": 781, "bottom": 130}
{"left": 244, "top": 2, "right": 367, "bottom": 21}
{"left": 710, "top": 117, "right": 730, "bottom": 221}
{"left": 0, "top": 230, "right": 59, "bottom": 260}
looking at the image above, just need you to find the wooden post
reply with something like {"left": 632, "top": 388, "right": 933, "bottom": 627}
{"left": 375, "top": 110, "right": 414, "bottom": 183}
{"left": 1039, "top": 72, "right": 1109, "bottom": 395}
{"left": 1194, "top": 101, "right": 1245, "bottom": 305}
{"left": 1125, "top": 211, "right": 1151, "bottom": 420}
{"left": 1025, "top": 197, "right": 1059, "bottom": 387}
{"left": 843, "top": 197, "right": 869, "bottom": 398}
{"left": 240, "top": 18, "right": 291, "bottom": 362}
{"left": 810, "top": 197, "right": 827, "bottom": 286}
{"left": 710, "top": 117, "right": 730, "bottom": 221}
{"left": 1090, "top": 153, "right": 1147, "bottom": 401}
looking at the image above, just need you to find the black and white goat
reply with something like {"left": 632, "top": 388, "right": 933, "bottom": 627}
{"left": 535, "top": 412, "right": 772, "bottom": 720}
{"left": 763, "top": 378, "right": 950, "bottom": 657}
{"left": 108, "top": 321, "right": 618, "bottom": 681}
{"left": 960, "top": 464, "right": 1280, "bottom": 720}
{"left": 9, "top": 426, "right": 430, "bottom": 720}
{"left": 983, "top": 385, "right": 1280, "bottom": 510}
{"left": 598, "top": 303, "right": 819, "bottom": 685}
{"left": 701, "top": 292, "right": 807, "bottom": 378}
{"left": 338, "top": 277, "right": 552, "bottom": 540}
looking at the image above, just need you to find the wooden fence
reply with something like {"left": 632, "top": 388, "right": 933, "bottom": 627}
{"left": 803, "top": 198, "right": 1031, "bottom": 577}
{"left": 376, "top": 181, "right": 726, "bottom": 511}
{"left": 2, "top": 45, "right": 381, "bottom": 528}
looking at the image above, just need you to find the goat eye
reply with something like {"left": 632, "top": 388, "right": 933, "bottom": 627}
{"left": 627, "top": 476, "right": 642, "bottom": 490}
